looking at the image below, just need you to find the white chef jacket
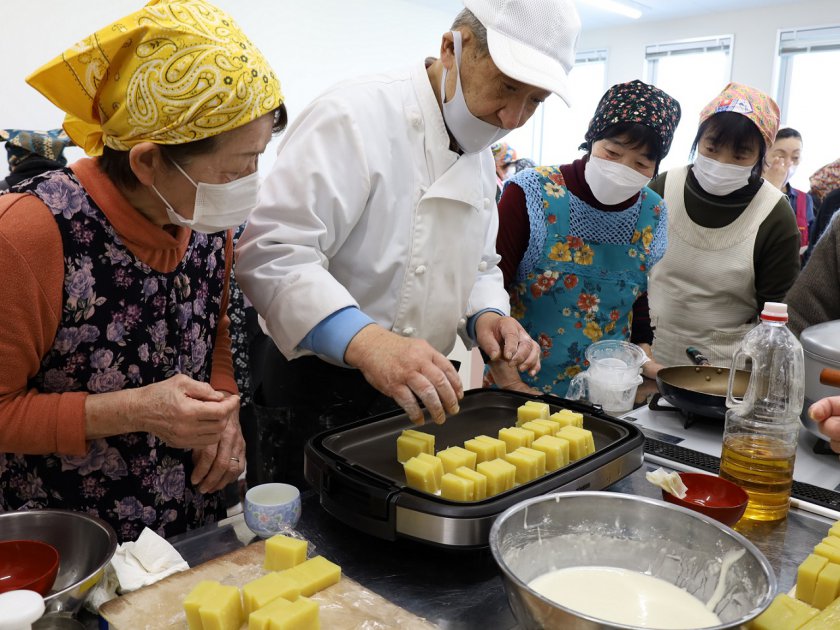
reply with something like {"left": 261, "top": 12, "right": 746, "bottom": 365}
{"left": 236, "top": 63, "right": 511, "bottom": 360}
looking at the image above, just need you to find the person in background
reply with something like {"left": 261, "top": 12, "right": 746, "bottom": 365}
{"left": 646, "top": 83, "right": 800, "bottom": 369}
{"left": 489, "top": 80, "right": 680, "bottom": 393}
{"left": 785, "top": 207, "right": 840, "bottom": 336}
{"left": 0, "top": 128, "right": 73, "bottom": 191}
{"left": 0, "top": 0, "right": 285, "bottom": 542}
{"left": 809, "top": 188, "right": 840, "bottom": 253}
{"left": 809, "top": 157, "right": 840, "bottom": 208}
{"left": 491, "top": 141, "right": 517, "bottom": 198}
{"left": 762, "top": 128, "right": 814, "bottom": 261}
{"left": 236, "top": 0, "right": 581, "bottom": 487}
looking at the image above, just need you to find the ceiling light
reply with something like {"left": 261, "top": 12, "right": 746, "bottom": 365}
{"left": 579, "top": 0, "right": 643, "bottom": 20}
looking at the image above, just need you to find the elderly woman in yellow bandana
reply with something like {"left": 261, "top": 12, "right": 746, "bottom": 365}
{"left": 0, "top": 0, "right": 285, "bottom": 542}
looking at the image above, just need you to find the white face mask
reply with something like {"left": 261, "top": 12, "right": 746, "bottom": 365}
{"left": 440, "top": 30, "right": 509, "bottom": 154}
{"left": 692, "top": 153, "right": 753, "bottom": 196}
{"left": 784, "top": 163, "right": 798, "bottom": 187}
{"left": 152, "top": 161, "right": 259, "bottom": 233}
{"left": 584, "top": 156, "right": 651, "bottom": 206}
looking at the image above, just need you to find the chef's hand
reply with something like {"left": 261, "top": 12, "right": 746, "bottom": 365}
{"left": 191, "top": 394, "right": 246, "bottom": 493}
{"left": 762, "top": 156, "right": 789, "bottom": 191}
{"left": 807, "top": 397, "right": 840, "bottom": 454}
{"left": 125, "top": 374, "right": 239, "bottom": 448}
{"left": 344, "top": 324, "right": 463, "bottom": 425}
{"left": 475, "top": 312, "right": 541, "bottom": 376}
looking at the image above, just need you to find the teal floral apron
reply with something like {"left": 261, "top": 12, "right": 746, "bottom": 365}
{"left": 508, "top": 166, "right": 665, "bottom": 394}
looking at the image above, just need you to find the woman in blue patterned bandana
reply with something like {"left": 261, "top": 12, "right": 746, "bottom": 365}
{"left": 489, "top": 80, "right": 680, "bottom": 395}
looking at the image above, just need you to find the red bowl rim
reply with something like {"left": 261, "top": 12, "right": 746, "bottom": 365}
{"left": 0, "top": 539, "right": 60, "bottom": 593}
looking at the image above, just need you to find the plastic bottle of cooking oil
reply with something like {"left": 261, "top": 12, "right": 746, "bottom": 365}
{"left": 719, "top": 302, "right": 805, "bottom": 522}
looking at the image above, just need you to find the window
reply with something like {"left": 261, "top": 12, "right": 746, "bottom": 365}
{"left": 645, "top": 36, "right": 733, "bottom": 172}
{"left": 776, "top": 26, "right": 840, "bottom": 192}
{"left": 503, "top": 50, "right": 607, "bottom": 167}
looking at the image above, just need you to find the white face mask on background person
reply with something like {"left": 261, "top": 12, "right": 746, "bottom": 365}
{"left": 584, "top": 156, "right": 651, "bottom": 206}
{"left": 440, "top": 30, "right": 509, "bottom": 154}
{"left": 691, "top": 153, "right": 753, "bottom": 196}
{"left": 152, "top": 161, "right": 260, "bottom": 233}
{"left": 784, "top": 163, "right": 798, "bottom": 187}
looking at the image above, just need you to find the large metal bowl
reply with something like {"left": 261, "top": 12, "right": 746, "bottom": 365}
{"left": 0, "top": 510, "right": 117, "bottom": 616}
{"left": 489, "top": 492, "right": 776, "bottom": 629}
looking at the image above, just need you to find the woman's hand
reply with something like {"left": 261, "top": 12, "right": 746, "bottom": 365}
{"left": 85, "top": 374, "right": 240, "bottom": 448}
{"left": 191, "top": 394, "right": 245, "bottom": 494}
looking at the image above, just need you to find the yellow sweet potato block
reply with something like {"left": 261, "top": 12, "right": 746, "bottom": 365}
{"left": 284, "top": 556, "right": 341, "bottom": 597}
{"left": 530, "top": 435, "right": 570, "bottom": 471}
{"left": 243, "top": 571, "right": 300, "bottom": 617}
{"left": 454, "top": 466, "right": 487, "bottom": 500}
{"left": 797, "top": 554, "right": 829, "bottom": 605}
{"left": 184, "top": 580, "right": 221, "bottom": 630}
{"left": 550, "top": 409, "right": 584, "bottom": 428}
{"left": 475, "top": 435, "right": 507, "bottom": 458}
{"left": 498, "top": 427, "right": 535, "bottom": 451}
{"left": 477, "top": 458, "right": 516, "bottom": 497}
{"left": 404, "top": 456, "right": 440, "bottom": 493}
{"left": 264, "top": 534, "right": 308, "bottom": 571}
{"left": 746, "top": 593, "right": 819, "bottom": 630}
{"left": 198, "top": 584, "right": 242, "bottom": 630}
{"left": 557, "top": 426, "right": 595, "bottom": 461}
{"left": 437, "top": 446, "right": 477, "bottom": 473}
{"left": 441, "top": 472, "right": 475, "bottom": 501}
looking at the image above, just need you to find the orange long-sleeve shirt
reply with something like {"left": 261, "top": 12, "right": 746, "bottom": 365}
{"left": 0, "top": 159, "right": 237, "bottom": 457}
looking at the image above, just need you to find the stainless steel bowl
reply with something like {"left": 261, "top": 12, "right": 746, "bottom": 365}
{"left": 489, "top": 492, "right": 776, "bottom": 629}
{"left": 0, "top": 510, "right": 117, "bottom": 615}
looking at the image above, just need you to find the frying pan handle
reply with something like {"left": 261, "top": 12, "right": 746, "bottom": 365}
{"left": 820, "top": 368, "right": 840, "bottom": 389}
{"left": 686, "top": 347, "right": 711, "bottom": 366}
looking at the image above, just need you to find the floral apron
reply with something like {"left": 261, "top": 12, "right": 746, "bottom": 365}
{"left": 509, "top": 166, "right": 662, "bottom": 394}
{"left": 0, "top": 169, "right": 227, "bottom": 542}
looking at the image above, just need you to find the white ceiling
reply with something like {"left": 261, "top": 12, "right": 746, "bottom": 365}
{"left": 404, "top": 0, "right": 798, "bottom": 30}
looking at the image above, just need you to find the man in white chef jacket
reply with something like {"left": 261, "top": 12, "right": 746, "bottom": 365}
{"left": 236, "top": 0, "right": 581, "bottom": 484}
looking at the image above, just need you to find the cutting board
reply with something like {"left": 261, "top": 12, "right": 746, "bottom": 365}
{"left": 100, "top": 540, "right": 434, "bottom": 629}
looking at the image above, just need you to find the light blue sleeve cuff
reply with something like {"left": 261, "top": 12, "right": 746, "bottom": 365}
{"left": 299, "top": 306, "right": 376, "bottom": 365}
{"left": 466, "top": 308, "right": 506, "bottom": 342}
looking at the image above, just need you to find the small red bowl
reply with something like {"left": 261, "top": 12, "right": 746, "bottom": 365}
{"left": 661, "top": 472, "right": 749, "bottom": 527}
{"left": 0, "top": 540, "right": 60, "bottom": 596}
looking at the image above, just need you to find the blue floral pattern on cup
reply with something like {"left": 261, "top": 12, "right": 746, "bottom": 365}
{"left": 244, "top": 483, "right": 301, "bottom": 538}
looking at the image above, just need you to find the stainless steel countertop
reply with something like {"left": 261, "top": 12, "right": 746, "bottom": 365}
{"left": 80, "top": 457, "right": 835, "bottom": 629}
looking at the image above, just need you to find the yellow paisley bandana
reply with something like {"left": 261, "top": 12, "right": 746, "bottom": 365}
{"left": 25, "top": 0, "right": 283, "bottom": 156}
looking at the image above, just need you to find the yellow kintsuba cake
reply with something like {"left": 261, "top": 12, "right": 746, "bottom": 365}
{"left": 498, "top": 427, "right": 535, "bottom": 451}
{"left": 519, "top": 420, "right": 554, "bottom": 439}
{"left": 530, "top": 435, "right": 570, "bottom": 471}
{"left": 464, "top": 437, "right": 497, "bottom": 463}
{"left": 477, "top": 458, "right": 516, "bottom": 496}
{"left": 550, "top": 409, "right": 584, "bottom": 428}
{"left": 814, "top": 543, "right": 840, "bottom": 565}
{"left": 285, "top": 556, "right": 341, "bottom": 597}
{"left": 184, "top": 580, "right": 221, "bottom": 630}
{"left": 454, "top": 466, "right": 487, "bottom": 500}
{"left": 747, "top": 593, "right": 819, "bottom": 630}
{"left": 812, "top": 562, "right": 840, "bottom": 610}
{"left": 248, "top": 595, "right": 319, "bottom": 630}
{"left": 441, "top": 472, "right": 475, "bottom": 501}
{"left": 798, "top": 554, "right": 829, "bottom": 605}
{"left": 397, "top": 434, "right": 429, "bottom": 464}
{"left": 503, "top": 447, "right": 545, "bottom": 484}
{"left": 416, "top": 452, "right": 444, "bottom": 487}
{"left": 265, "top": 534, "right": 308, "bottom": 571}
{"left": 475, "top": 435, "right": 507, "bottom": 458}
{"left": 518, "top": 447, "right": 546, "bottom": 477}
{"left": 556, "top": 426, "right": 595, "bottom": 461}
{"left": 404, "top": 456, "right": 440, "bottom": 493}
{"left": 243, "top": 571, "right": 301, "bottom": 616}
{"left": 800, "top": 595, "right": 840, "bottom": 628}
{"left": 437, "top": 446, "right": 477, "bottom": 473}
{"left": 402, "top": 429, "right": 434, "bottom": 452}
{"left": 516, "top": 401, "right": 550, "bottom": 424}
{"left": 198, "top": 583, "right": 242, "bottom": 630}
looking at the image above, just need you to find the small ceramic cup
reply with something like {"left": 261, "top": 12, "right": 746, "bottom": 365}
{"left": 243, "top": 483, "right": 302, "bottom": 538}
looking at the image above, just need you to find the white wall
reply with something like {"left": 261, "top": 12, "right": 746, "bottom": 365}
{"left": 0, "top": 0, "right": 461, "bottom": 179}
{"left": 579, "top": 0, "right": 840, "bottom": 94}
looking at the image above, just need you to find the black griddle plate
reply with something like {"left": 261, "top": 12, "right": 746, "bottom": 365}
{"left": 304, "top": 389, "right": 644, "bottom": 546}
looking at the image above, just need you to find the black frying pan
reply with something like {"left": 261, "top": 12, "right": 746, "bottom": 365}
{"left": 655, "top": 347, "right": 750, "bottom": 419}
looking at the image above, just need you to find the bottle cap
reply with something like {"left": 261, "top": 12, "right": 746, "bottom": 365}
{"left": 760, "top": 302, "right": 788, "bottom": 322}
{"left": 0, "top": 590, "right": 45, "bottom": 629}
